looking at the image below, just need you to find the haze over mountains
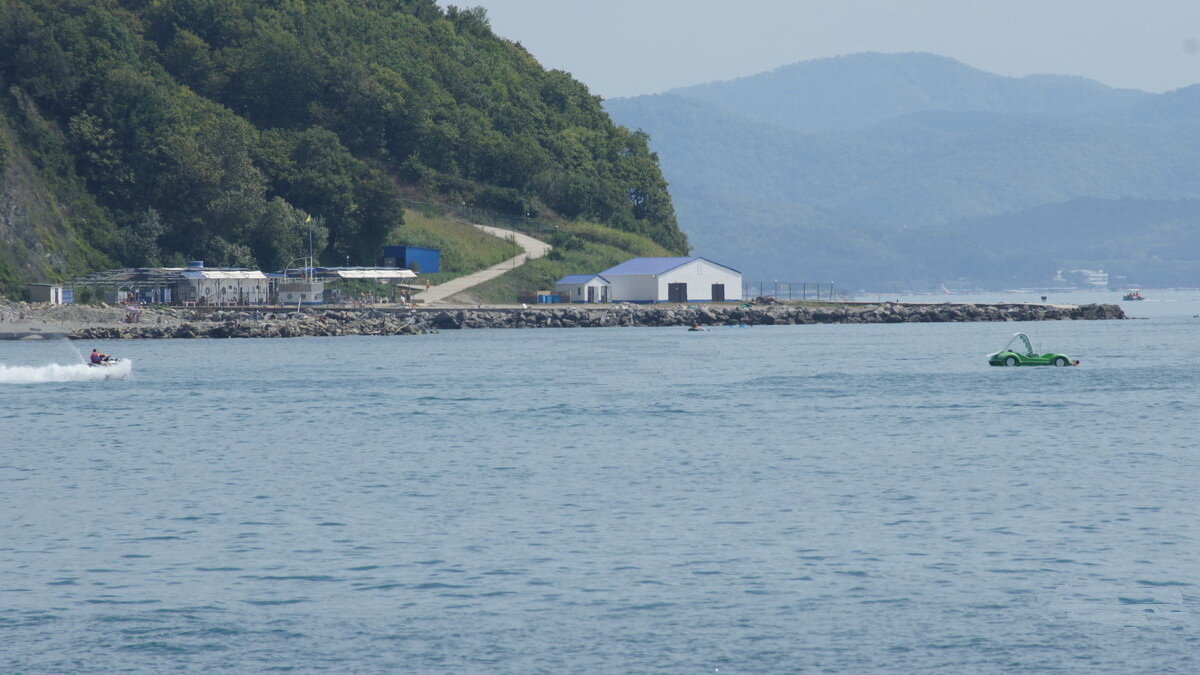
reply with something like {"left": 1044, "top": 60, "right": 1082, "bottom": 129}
{"left": 606, "top": 53, "right": 1200, "bottom": 289}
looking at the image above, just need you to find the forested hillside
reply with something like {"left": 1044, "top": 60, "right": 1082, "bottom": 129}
{"left": 0, "top": 0, "right": 686, "bottom": 292}
{"left": 607, "top": 53, "right": 1200, "bottom": 289}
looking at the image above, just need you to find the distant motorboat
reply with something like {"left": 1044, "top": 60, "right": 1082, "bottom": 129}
{"left": 1122, "top": 289, "right": 1145, "bottom": 301}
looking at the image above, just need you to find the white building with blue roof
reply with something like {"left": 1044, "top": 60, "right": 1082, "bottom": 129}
{"left": 554, "top": 274, "right": 612, "bottom": 303}
{"left": 597, "top": 257, "right": 742, "bottom": 303}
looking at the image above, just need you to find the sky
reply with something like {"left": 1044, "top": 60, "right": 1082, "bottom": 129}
{"left": 438, "top": 0, "right": 1200, "bottom": 98}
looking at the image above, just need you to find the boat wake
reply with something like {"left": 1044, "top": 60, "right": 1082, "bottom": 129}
{"left": 0, "top": 359, "right": 133, "bottom": 384}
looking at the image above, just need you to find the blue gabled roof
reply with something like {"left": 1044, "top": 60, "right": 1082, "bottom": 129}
{"left": 600, "top": 257, "right": 741, "bottom": 276}
{"left": 556, "top": 274, "right": 610, "bottom": 285}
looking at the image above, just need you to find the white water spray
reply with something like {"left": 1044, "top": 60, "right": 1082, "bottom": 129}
{"left": 65, "top": 341, "right": 87, "bottom": 364}
{"left": 0, "top": 359, "right": 133, "bottom": 384}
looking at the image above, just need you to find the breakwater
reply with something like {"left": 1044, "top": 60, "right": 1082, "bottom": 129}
{"left": 66, "top": 302, "right": 1124, "bottom": 339}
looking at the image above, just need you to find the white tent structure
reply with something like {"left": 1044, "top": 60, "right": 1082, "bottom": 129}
{"left": 316, "top": 268, "right": 417, "bottom": 280}
{"left": 178, "top": 269, "right": 269, "bottom": 305}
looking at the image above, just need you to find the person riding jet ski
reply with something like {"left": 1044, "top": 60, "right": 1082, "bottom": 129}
{"left": 89, "top": 348, "right": 115, "bottom": 365}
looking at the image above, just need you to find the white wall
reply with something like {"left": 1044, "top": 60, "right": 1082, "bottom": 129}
{"left": 178, "top": 279, "right": 270, "bottom": 305}
{"left": 608, "top": 274, "right": 660, "bottom": 302}
{"left": 585, "top": 281, "right": 610, "bottom": 303}
{"left": 555, "top": 283, "right": 585, "bottom": 302}
{"left": 278, "top": 281, "right": 324, "bottom": 306}
{"left": 555, "top": 280, "right": 611, "bottom": 303}
{"left": 27, "top": 285, "right": 66, "bottom": 304}
{"left": 657, "top": 260, "right": 742, "bottom": 302}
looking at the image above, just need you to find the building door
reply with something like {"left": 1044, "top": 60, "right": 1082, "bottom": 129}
{"left": 587, "top": 286, "right": 596, "bottom": 303}
{"left": 667, "top": 282, "right": 688, "bottom": 303}
{"left": 711, "top": 284, "right": 725, "bottom": 301}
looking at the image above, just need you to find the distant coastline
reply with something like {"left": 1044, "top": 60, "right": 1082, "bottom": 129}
{"left": 0, "top": 300, "right": 1125, "bottom": 341}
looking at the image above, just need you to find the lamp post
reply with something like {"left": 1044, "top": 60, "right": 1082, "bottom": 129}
{"left": 282, "top": 256, "right": 312, "bottom": 281}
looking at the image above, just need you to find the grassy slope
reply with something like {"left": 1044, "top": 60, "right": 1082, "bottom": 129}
{"left": 387, "top": 207, "right": 522, "bottom": 284}
{"left": 454, "top": 221, "right": 674, "bottom": 303}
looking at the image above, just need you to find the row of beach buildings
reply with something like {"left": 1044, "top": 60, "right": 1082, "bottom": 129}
{"left": 33, "top": 262, "right": 417, "bottom": 307}
{"left": 28, "top": 245, "right": 438, "bottom": 306}
{"left": 27, "top": 250, "right": 746, "bottom": 306}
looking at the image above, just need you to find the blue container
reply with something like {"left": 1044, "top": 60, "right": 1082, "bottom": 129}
{"left": 380, "top": 246, "right": 440, "bottom": 274}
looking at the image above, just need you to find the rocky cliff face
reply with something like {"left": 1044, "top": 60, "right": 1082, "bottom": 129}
{"left": 0, "top": 116, "right": 96, "bottom": 294}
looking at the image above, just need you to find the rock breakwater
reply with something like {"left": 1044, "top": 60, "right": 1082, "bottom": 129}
{"left": 66, "top": 302, "right": 1124, "bottom": 339}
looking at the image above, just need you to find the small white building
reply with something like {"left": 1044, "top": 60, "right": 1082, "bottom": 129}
{"left": 26, "top": 283, "right": 72, "bottom": 304}
{"left": 599, "top": 257, "right": 742, "bottom": 303}
{"left": 554, "top": 274, "right": 612, "bottom": 303}
{"left": 277, "top": 280, "right": 325, "bottom": 306}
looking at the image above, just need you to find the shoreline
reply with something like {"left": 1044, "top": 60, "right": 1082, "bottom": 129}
{"left": 1, "top": 300, "right": 1125, "bottom": 340}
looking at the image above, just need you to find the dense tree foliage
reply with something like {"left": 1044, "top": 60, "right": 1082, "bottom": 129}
{"left": 0, "top": 0, "right": 685, "bottom": 272}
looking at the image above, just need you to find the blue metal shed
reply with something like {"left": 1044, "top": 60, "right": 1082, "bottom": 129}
{"left": 380, "top": 246, "right": 440, "bottom": 274}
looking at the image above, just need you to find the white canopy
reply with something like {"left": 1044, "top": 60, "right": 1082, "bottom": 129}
{"left": 329, "top": 269, "right": 416, "bottom": 279}
{"left": 181, "top": 270, "right": 268, "bottom": 280}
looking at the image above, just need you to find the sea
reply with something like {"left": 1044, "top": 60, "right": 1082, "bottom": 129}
{"left": 2, "top": 290, "right": 1198, "bottom": 672}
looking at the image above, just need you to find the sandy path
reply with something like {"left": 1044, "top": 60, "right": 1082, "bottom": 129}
{"left": 414, "top": 224, "right": 551, "bottom": 305}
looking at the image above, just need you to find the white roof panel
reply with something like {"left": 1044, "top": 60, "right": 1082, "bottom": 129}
{"left": 182, "top": 270, "right": 268, "bottom": 280}
{"left": 333, "top": 269, "right": 417, "bottom": 279}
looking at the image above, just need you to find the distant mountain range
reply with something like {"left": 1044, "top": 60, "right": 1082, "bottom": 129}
{"left": 606, "top": 53, "right": 1200, "bottom": 289}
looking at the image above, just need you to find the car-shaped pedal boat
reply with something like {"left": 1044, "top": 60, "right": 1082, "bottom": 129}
{"left": 988, "top": 333, "right": 1077, "bottom": 367}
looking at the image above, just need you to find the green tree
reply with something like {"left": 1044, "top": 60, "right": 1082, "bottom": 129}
{"left": 116, "top": 208, "right": 164, "bottom": 267}
{"left": 0, "top": 0, "right": 689, "bottom": 290}
{"left": 251, "top": 197, "right": 326, "bottom": 270}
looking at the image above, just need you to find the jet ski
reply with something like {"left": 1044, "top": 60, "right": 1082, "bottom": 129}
{"left": 87, "top": 356, "right": 123, "bottom": 367}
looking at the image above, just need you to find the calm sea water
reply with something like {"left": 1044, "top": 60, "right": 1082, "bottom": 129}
{"left": 3, "top": 293, "right": 1199, "bottom": 672}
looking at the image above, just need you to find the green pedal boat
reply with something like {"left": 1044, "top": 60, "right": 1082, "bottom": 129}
{"left": 988, "top": 333, "right": 1078, "bottom": 367}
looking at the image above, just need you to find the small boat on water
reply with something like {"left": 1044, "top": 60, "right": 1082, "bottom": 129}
{"left": 1122, "top": 289, "right": 1145, "bottom": 301}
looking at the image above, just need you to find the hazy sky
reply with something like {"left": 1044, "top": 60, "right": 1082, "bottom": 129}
{"left": 439, "top": 0, "right": 1200, "bottom": 98}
